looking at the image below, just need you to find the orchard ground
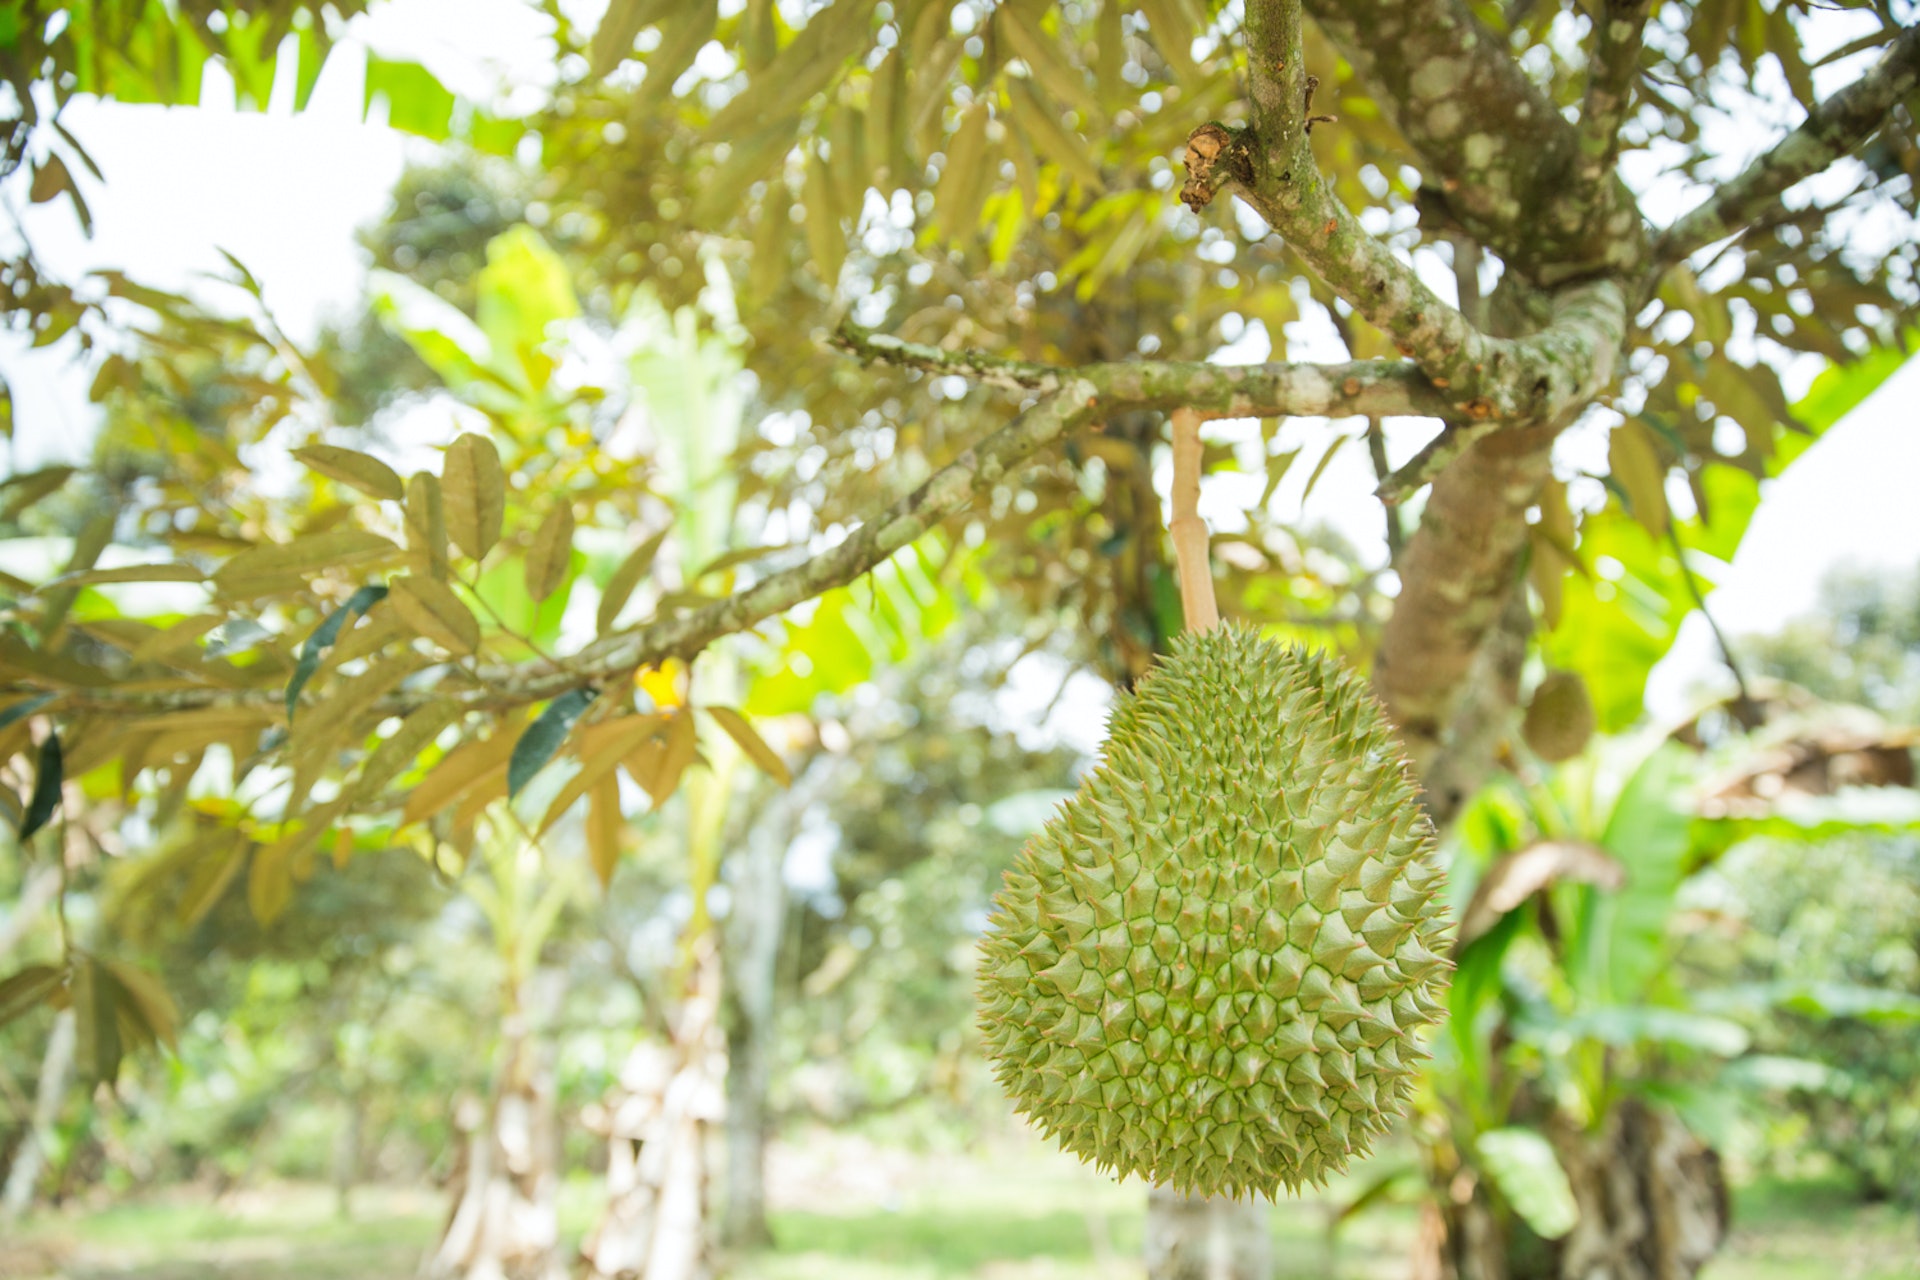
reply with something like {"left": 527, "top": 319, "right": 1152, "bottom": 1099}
{"left": 4, "top": 1130, "right": 1915, "bottom": 1280}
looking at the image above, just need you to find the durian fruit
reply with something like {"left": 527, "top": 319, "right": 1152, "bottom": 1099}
{"left": 977, "top": 624, "right": 1451, "bottom": 1198}
{"left": 1522, "top": 670, "right": 1595, "bottom": 763}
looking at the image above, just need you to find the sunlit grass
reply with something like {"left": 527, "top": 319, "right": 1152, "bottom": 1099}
{"left": 3, "top": 1141, "right": 1913, "bottom": 1280}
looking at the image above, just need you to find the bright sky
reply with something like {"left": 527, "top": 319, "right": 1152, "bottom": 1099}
{"left": 0, "top": 0, "right": 1911, "bottom": 734}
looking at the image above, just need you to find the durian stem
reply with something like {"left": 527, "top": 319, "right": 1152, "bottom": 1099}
{"left": 1168, "top": 408, "right": 1220, "bottom": 633}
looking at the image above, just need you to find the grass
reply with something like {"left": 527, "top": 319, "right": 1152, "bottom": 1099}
{"left": 2, "top": 1139, "right": 1914, "bottom": 1280}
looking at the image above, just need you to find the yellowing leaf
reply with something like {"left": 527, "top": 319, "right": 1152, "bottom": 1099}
{"left": 293, "top": 445, "right": 405, "bottom": 501}
{"left": 538, "top": 715, "right": 661, "bottom": 835}
{"left": 403, "top": 725, "right": 521, "bottom": 824}
{"left": 598, "top": 528, "right": 668, "bottom": 635}
{"left": 388, "top": 574, "right": 480, "bottom": 655}
{"left": 442, "top": 433, "right": 505, "bottom": 560}
{"left": 212, "top": 529, "right": 399, "bottom": 598}
{"left": 360, "top": 701, "right": 465, "bottom": 794}
{"left": 706, "top": 706, "right": 792, "bottom": 786}
{"left": 588, "top": 772, "right": 624, "bottom": 888}
{"left": 629, "top": 708, "right": 697, "bottom": 807}
{"left": 524, "top": 504, "right": 576, "bottom": 602}
{"left": 406, "top": 471, "right": 450, "bottom": 580}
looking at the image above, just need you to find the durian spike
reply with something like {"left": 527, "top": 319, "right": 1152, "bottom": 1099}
{"left": 1168, "top": 407, "right": 1220, "bottom": 634}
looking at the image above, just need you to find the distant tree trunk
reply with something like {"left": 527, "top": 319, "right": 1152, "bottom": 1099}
{"left": 580, "top": 946, "right": 725, "bottom": 1280}
{"left": 1417, "top": 1102, "right": 1729, "bottom": 1280}
{"left": 1143, "top": 1189, "right": 1273, "bottom": 1280}
{"left": 424, "top": 973, "right": 566, "bottom": 1280}
{"left": 0, "top": 1008, "right": 76, "bottom": 1224}
{"left": 333, "top": 1086, "right": 364, "bottom": 1220}
{"left": 718, "top": 808, "right": 788, "bottom": 1252}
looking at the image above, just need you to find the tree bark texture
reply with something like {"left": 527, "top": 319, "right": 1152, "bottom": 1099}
{"left": 717, "top": 798, "right": 792, "bottom": 1253}
{"left": 0, "top": 1008, "right": 76, "bottom": 1223}
{"left": 580, "top": 950, "right": 725, "bottom": 1280}
{"left": 1144, "top": 1188, "right": 1275, "bottom": 1280}
{"left": 1416, "top": 1102, "right": 1729, "bottom": 1280}
{"left": 424, "top": 981, "right": 566, "bottom": 1280}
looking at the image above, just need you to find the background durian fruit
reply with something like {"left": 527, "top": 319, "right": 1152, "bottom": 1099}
{"left": 1522, "top": 669, "right": 1596, "bottom": 764}
{"left": 976, "top": 624, "right": 1451, "bottom": 1198}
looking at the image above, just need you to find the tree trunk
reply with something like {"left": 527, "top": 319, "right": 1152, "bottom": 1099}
{"left": 1551, "top": 1101, "right": 1728, "bottom": 1280}
{"left": 333, "top": 1086, "right": 364, "bottom": 1220}
{"left": 718, "top": 808, "right": 788, "bottom": 1252}
{"left": 580, "top": 947, "right": 725, "bottom": 1280}
{"left": 424, "top": 978, "right": 566, "bottom": 1280}
{"left": 1143, "top": 1188, "right": 1272, "bottom": 1280}
{"left": 1418, "top": 1102, "right": 1729, "bottom": 1280}
{"left": 0, "top": 1007, "right": 76, "bottom": 1223}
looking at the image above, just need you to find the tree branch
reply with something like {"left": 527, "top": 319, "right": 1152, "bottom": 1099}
{"left": 1575, "top": 0, "right": 1656, "bottom": 187}
{"left": 1654, "top": 23, "right": 1920, "bottom": 265}
{"left": 1297, "top": 0, "right": 1648, "bottom": 282}
{"left": 45, "top": 384, "right": 1099, "bottom": 718}
{"left": 835, "top": 321, "right": 1460, "bottom": 419}
{"left": 1204, "top": 9, "right": 1630, "bottom": 426}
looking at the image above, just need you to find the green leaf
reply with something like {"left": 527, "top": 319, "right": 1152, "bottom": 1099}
{"left": 1609, "top": 420, "right": 1670, "bottom": 537}
{"left": 0, "top": 693, "right": 57, "bottom": 733}
{"left": 388, "top": 574, "right": 480, "bottom": 655}
{"left": 74, "top": 957, "right": 123, "bottom": 1085}
{"left": 20, "top": 728, "right": 62, "bottom": 841}
{"left": 286, "top": 584, "right": 389, "bottom": 721}
{"left": 364, "top": 55, "right": 457, "bottom": 140}
{"left": 442, "top": 434, "right": 506, "bottom": 560}
{"left": 0, "top": 466, "right": 75, "bottom": 519}
{"left": 1476, "top": 1128, "right": 1577, "bottom": 1240}
{"left": 476, "top": 226, "right": 580, "bottom": 393}
{"left": 524, "top": 504, "right": 576, "bottom": 603}
{"left": 509, "top": 688, "right": 596, "bottom": 798}
{"left": 101, "top": 959, "right": 178, "bottom": 1051}
{"left": 0, "top": 964, "right": 63, "bottom": 1029}
{"left": 598, "top": 528, "right": 669, "bottom": 635}
{"left": 293, "top": 444, "right": 405, "bottom": 501}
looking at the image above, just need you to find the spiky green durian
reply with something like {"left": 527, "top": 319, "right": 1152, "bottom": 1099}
{"left": 977, "top": 624, "right": 1451, "bottom": 1198}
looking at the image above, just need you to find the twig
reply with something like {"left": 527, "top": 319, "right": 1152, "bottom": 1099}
{"left": 1666, "top": 521, "right": 1763, "bottom": 729}
{"left": 1364, "top": 418, "right": 1405, "bottom": 564}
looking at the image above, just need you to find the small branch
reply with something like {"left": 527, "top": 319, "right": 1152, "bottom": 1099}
{"left": 1168, "top": 409, "right": 1219, "bottom": 633}
{"left": 832, "top": 323, "right": 1061, "bottom": 392}
{"left": 1667, "top": 521, "right": 1764, "bottom": 729}
{"left": 1363, "top": 418, "right": 1405, "bottom": 564}
{"left": 835, "top": 323, "right": 1460, "bottom": 420}
{"left": 1575, "top": 0, "right": 1656, "bottom": 186}
{"left": 1654, "top": 23, "right": 1920, "bottom": 265}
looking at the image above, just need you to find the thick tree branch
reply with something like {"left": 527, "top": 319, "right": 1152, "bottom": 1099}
{"left": 834, "top": 322, "right": 1459, "bottom": 419}
{"left": 1298, "top": 0, "right": 1648, "bottom": 282}
{"left": 1655, "top": 23, "right": 1920, "bottom": 265}
{"left": 1575, "top": 0, "right": 1655, "bottom": 187}
{"left": 1373, "top": 423, "right": 1559, "bottom": 785}
{"left": 1208, "top": 9, "right": 1630, "bottom": 426}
